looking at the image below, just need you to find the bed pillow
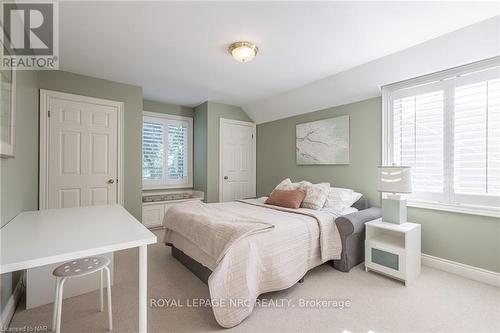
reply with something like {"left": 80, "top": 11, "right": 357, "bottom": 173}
{"left": 275, "top": 178, "right": 299, "bottom": 190}
{"left": 324, "top": 187, "right": 362, "bottom": 211}
{"left": 265, "top": 189, "right": 306, "bottom": 209}
{"left": 274, "top": 178, "right": 304, "bottom": 191}
{"left": 321, "top": 206, "right": 359, "bottom": 216}
{"left": 300, "top": 182, "right": 330, "bottom": 210}
{"left": 351, "top": 192, "right": 363, "bottom": 206}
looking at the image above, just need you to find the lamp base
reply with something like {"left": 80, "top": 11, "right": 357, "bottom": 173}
{"left": 382, "top": 195, "right": 407, "bottom": 224}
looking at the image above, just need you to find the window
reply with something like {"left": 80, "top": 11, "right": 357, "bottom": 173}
{"left": 142, "top": 112, "right": 193, "bottom": 189}
{"left": 383, "top": 57, "right": 500, "bottom": 216}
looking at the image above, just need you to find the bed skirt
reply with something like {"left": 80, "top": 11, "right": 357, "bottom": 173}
{"left": 169, "top": 244, "right": 212, "bottom": 284}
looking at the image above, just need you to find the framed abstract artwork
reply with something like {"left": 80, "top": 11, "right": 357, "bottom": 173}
{"left": 296, "top": 115, "right": 350, "bottom": 165}
{"left": 0, "top": 62, "right": 16, "bottom": 158}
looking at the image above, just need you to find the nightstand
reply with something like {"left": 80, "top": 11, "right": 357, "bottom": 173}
{"left": 365, "top": 219, "right": 421, "bottom": 286}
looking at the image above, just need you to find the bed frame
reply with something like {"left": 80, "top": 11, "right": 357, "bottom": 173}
{"left": 167, "top": 197, "right": 382, "bottom": 284}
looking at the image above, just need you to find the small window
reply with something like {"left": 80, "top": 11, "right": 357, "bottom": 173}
{"left": 142, "top": 112, "right": 193, "bottom": 189}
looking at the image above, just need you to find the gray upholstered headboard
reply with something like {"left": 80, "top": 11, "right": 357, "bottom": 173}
{"left": 351, "top": 197, "right": 369, "bottom": 210}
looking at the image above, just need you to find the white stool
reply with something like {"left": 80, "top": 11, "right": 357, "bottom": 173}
{"left": 52, "top": 257, "right": 112, "bottom": 333}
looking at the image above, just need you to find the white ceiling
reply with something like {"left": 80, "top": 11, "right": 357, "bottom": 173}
{"left": 246, "top": 16, "right": 500, "bottom": 123}
{"left": 60, "top": 1, "right": 500, "bottom": 120}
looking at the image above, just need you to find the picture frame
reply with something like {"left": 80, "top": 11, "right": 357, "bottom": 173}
{"left": 0, "top": 47, "right": 16, "bottom": 158}
{"left": 296, "top": 115, "right": 350, "bottom": 165}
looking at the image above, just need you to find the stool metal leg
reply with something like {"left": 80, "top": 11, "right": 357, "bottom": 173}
{"left": 100, "top": 269, "right": 104, "bottom": 312}
{"left": 52, "top": 277, "right": 60, "bottom": 332}
{"left": 55, "top": 278, "right": 66, "bottom": 333}
{"left": 104, "top": 266, "right": 113, "bottom": 331}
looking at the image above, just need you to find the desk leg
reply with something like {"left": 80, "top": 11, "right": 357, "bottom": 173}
{"left": 139, "top": 245, "right": 147, "bottom": 333}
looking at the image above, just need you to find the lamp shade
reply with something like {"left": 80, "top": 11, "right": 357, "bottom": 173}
{"left": 377, "top": 166, "right": 412, "bottom": 193}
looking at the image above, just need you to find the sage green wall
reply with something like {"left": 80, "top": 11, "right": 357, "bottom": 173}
{"left": 143, "top": 99, "right": 194, "bottom": 118}
{"left": 256, "top": 97, "right": 500, "bottom": 272}
{"left": 1, "top": 69, "right": 39, "bottom": 310}
{"left": 193, "top": 102, "right": 208, "bottom": 197}
{"left": 38, "top": 71, "right": 143, "bottom": 220}
{"left": 257, "top": 98, "right": 381, "bottom": 205}
{"left": 193, "top": 101, "right": 252, "bottom": 202}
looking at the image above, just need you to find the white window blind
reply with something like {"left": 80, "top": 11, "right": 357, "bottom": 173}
{"left": 393, "top": 91, "right": 444, "bottom": 194}
{"left": 143, "top": 122, "right": 164, "bottom": 180}
{"left": 142, "top": 113, "right": 193, "bottom": 189}
{"left": 167, "top": 124, "right": 188, "bottom": 180}
{"left": 454, "top": 78, "right": 500, "bottom": 196}
{"left": 383, "top": 58, "right": 500, "bottom": 216}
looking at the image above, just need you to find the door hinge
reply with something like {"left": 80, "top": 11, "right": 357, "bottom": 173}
{"left": 48, "top": 110, "right": 51, "bottom": 118}
{"left": 252, "top": 134, "right": 254, "bottom": 139}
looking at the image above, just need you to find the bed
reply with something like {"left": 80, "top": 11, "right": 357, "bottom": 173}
{"left": 163, "top": 197, "right": 380, "bottom": 327}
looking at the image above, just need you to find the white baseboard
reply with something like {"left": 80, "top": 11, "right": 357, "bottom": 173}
{"left": 1, "top": 276, "right": 24, "bottom": 330}
{"left": 422, "top": 254, "right": 500, "bottom": 287}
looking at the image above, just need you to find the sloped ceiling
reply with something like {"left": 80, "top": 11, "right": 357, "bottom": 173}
{"left": 244, "top": 16, "right": 500, "bottom": 123}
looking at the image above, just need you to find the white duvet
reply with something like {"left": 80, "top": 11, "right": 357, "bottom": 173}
{"left": 163, "top": 198, "right": 343, "bottom": 327}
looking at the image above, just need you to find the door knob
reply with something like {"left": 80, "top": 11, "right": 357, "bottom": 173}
{"left": 107, "top": 179, "right": 115, "bottom": 184}
{"left": 224, "top": 176, "right": 229, "bottom": 180}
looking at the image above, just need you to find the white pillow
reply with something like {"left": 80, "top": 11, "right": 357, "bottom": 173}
{"left": 274, "top": 178, "right": 302, "bottom": 190}
{"left": 324, "top": 187, "right": 362, "bottom": 211}
{"left": 274, "top": 178, "right": 291, "bottom": 190}
{"left": 300, "top": 182, "right": 330, "bottom": 210}
{"left": 350, "top": 192, "right": 363, "bottom": 206}
{"left": 275, "top": 179, "right": 314, "bottom": 191}
{"left": 341, "top": 206, "right": 359, "bottom": 215}
{"left": 321, "top": 206, "right": 359, "bottom": 217}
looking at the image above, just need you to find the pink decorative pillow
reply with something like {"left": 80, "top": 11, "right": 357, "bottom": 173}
{"left": 265, "top": 189, "right": 306, "bottom": 209}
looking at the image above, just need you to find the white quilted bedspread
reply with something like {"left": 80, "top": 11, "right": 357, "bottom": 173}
{"left": 163, "top": 198, "right": 342, "bottom": 327}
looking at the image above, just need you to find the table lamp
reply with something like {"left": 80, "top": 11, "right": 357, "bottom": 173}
{"left": 377, "top": 166, "right": 412, "bottom": 224}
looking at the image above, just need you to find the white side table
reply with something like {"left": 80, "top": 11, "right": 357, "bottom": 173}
{"left": 365, "top": 219, "right": 421, "bottom": 286}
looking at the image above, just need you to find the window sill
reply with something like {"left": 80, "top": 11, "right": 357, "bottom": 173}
{"left": 407, "top": 200, "right": 500, "bottom": 218}
{"left": 142, "top": 186, "right": 192, "bottom": 191}
{"left": 142, "top": 183, "right": 193, "bottom": 191}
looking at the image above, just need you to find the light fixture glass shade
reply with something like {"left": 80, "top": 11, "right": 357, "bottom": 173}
{"left": 377, "top": 166, "right": 412, "bottom": 193}
{"left": 228, "top": 41, "right": 258, "bottom": 63}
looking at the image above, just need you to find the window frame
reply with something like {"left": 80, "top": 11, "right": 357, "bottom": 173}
{"left": 142, "top": 111, "right": 193, "bottom": 190}
{"left": 382, "top": 56, "right": 500, "bottom": 218}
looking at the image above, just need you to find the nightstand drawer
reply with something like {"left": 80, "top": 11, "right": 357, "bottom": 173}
{"left": 365, "top": 243, "right": 405, "bottom": 280}
{"left": 371, "top": 248, "right": 399, "bottom": 271}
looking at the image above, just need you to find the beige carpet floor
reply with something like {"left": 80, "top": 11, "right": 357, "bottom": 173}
{"left": 10, "top": 230, "right": 500, "bottom": 333}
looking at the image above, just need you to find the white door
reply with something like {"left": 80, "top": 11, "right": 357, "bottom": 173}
{"left": 47, "top": 93, "right": 119, "bottom": 208}
{"left": 29, "top": 90, "right": 121, "bottom": 309}
{"left": 220, "top": 119, "right": 256, "bottom": 202}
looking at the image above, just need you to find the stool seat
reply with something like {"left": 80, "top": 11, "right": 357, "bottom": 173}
{"left": 52, "top": 256, "right": 113, "bottom": 332}
{"left": 53, "top": 257, "right": 110, "bottom": 277}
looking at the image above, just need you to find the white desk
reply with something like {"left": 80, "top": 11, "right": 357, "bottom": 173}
{"left": 0, "top": 204, "right": 157, "bottom": 333}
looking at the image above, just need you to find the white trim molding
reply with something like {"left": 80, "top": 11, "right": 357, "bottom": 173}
{"left": 408, "top": 200, "right": 499, "bottom": 218}
{"left": 219, "top": 118, "right": 257, "bottom": 202}
{"left": 39, "top": 89, "right": 125, "bottom": 209}
{"left": 422, "top": 254, "right": 500, "bottom": 287}
{"left": 0, "top": 274, "right": 24, "bottom": 331}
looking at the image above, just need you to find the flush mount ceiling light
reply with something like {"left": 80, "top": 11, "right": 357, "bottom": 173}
{"left": 228, "top": 41, "right": 259, "bottom": 63}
